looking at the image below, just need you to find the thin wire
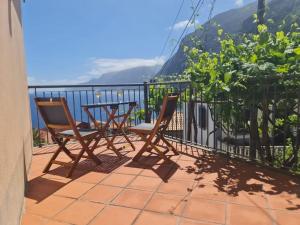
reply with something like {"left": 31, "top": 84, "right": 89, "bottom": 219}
{"left": 158, "top": 0, "right": 186, "bottom": 60}
{"left": 159, "top": 0, "right": 205, "bottom": 75}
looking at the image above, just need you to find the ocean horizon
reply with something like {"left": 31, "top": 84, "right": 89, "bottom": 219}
{"left": 29, "top": 89, "right": 145, "bottom": 129}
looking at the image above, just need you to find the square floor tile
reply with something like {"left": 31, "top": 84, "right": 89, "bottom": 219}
{"left": 29, "top": 196, "right": 75, "bottom": 218}
{"left": 180, "top": 218, "right": 219, "bottom": 225}
{"left": 169, "top": 167, "right": 198, "bottom": 180}
{"left": 112, "top": 189, "right": 152, "bottom": 209}
{"left": 145, "top": 193, "right": 187, "bottom": 215}
{"left": 176, "top": 160, "right": 196, "bottom": 168}
{"left": 76, "top": 171, "right": 108, "bottom": 184}
{"left": 26, "top": 177, "right": 66, "bottom": 202}
{"left": 54, "top": 181, "right": 94, "bottom": 199}
{"left": 101, "top": 173, "right": 135, "bottom": 187}
{"left": 41, "top": 174, "right": 72, "bottom": 184}
{"left": 228, "top": 191, "right": 268, "bottom": 208}
{"left": 55, "top": 200, "right": 104, "bottom": 225}
{"left": 273, "top": 210, "right": 300, "bottom": 225}
{"left": 191, "top": 184, "right": 228, "bottom": 202}
{"left": 140, "top": 164, "right": 173, "bottom": 179}
{"left": 183, "top": 198, "right": 225, "bottom": 224}
{"left": 114, "top": 165, "right": 142, "bottom": 175}
{"left": 134, "top": 211, "right": 177, "bottom": 225}
{"left": 45, "top": 220, "right": 70, "bottom": 225}
{"left": 81, "top": 185, "right": 122, "bottom": 203}
{"left": 128, "top": 176, "right": 161, "bottom": 191}
{"left": 228, "top": 204, "right": 273, "bottom": 225}
{"left": 24, "top": 198, "right": 38, "bottom": 209}
{"left": 197, "top": 173, "right": 218, "bottom": 183}
{"left": 267, "top": 194, "right": 300, "bottom": 211}
{"left": 89, "top": 205, "right": 139, "bottom": 225}
{"left": 21, "top": 213, "right": 48, "bottom": 225}
{"left": 179, "top": 155, "right": 198, "bottom": 161}
{"left": 158, "top": 179, "right": 194, "bottom": 196}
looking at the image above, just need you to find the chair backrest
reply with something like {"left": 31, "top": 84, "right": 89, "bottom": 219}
{"left": 153, "top": 94, "right": 179, "bottom": 134}
{"left": 161, "top": 95, "right": 178, "bottom": 121}
{"left": 35, "top": 97, "right": 75, "bottom": 130}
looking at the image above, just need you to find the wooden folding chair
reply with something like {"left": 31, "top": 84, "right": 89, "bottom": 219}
{"left": 129, "top": 94, "right": 180, "bottom": 162}
{"left": 35, "top": 97, "right": 102, "bottom": 177}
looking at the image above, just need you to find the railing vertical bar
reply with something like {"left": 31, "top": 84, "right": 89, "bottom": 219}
{"left": 138, "top": 85, "right": 142, "bottom": 123}
{"left": 283, "top": 86, "right": 288, "bottom": 163}
{"left": 179, "top": 83, "right": 182, "bottom": 142}
{"left": 124, "top": 89, "right": 128, "bottom": 127}
{"left": 133, "top": 88, "right": 137, "bottom": 126}
{"left": 213, "top": 91, "right": 216, "bottom": 151}
{"left": 34, "top": 88, "right": 41, "bottom": 146}
{"left": 220, "top": 94, "right": 223, "bottom": 152}
{"left": 226, "top": 93, "right": 229, "bottom": 155}
{"left": 184, "top": 86, "right": 188, "bottom": 151}
{"left": 99, "top": 90, "right": 103, "bottom": 128}
{"left": 91, "top": 87, "right": 96, "bottom": 119}
{"left": 271, "top": 85, "right": 276, "bottom": 159}
{"left": 72, "top": 90, "right": 76, "bottom": 120}
{"left": 144, "top": 82, "right": 150, "bottom": 123}
{"left": 42, "top": 91, "right": 49, "bottom": 144}
{"left": 85, "top": 90, "right": 90, "bottom": 124}
{"left": 296, "top": 89, "right": 300, "bottom": 168}
{"left": 79, "top": 90, "right": 83, "bottom": 122}
{"left": 206, "top": 93, "right": 209, "bottom": 149}
{"left": 104, "top": 90, "right": 108, "bottom": 121}
{"left": 200, "top": 89, "right": 203, "bottom": 146}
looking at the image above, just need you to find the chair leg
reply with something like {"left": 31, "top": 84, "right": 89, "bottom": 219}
{"left": 132, "top": 142, "right": 149, "bottom": 161}
{"left": 121, "top": 131, "right": 135, "bottom": 150}
{"left": 132, "top": 134, "right": 152, "bottom": 161}
{"left": 85, "top": 140, "right": 102, "bottom": 165}
{"left": 43, "top": 139, "right": 69, "bottom": 173}
{"left": 56, "top": 138, "right": 76, "bottom": 160}
{"left": 161, "top": 136, "right": 179, "bottom": 155}
{"left": 67, "top": 147, "right": 85, "bottom": 177}
{"left": 105, "top": 137, "right": 122, "bottom": 158}
{"left": 152, "top": 135, "right": 161, "bottom": 145}
{"left": 67, "top": 138, "right": 102, "bottom": 177}
{"left": 150, "top": 143, "right": 170, "bottom": 162}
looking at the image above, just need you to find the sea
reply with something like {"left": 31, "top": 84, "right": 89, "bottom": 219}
{"left": 29, "top": 89, "right": 145, "bottom": 129}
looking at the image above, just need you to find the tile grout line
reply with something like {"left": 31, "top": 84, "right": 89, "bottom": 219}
{"left": 265, "top": 193, "right": 277, "bottom": 225}
{"left": 173, "top": 149, "right": 202, "bottom": 225}
{"left": 176, "top": 167, "right": 206, "bottom": 225}
{"left": 130, "top": 151, "right": 196, "bottom": 225}
{"left": 130, "top": 154, "right": 182, "bottom": 225}
{"left": 32, "top": 145, "right": 137, "bottom": 225}
{"left": 35, "top": 178, "right": 101, "bottom": 224}
{"left": 85, "top": 158, "right": 146, "bottom": 225}
{"left": 30, "top": 142, "right": 229, "bottom": 225}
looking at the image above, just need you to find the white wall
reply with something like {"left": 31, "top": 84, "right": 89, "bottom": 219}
{"left": 183, "top": 102, "right": 216, "bottom": 148}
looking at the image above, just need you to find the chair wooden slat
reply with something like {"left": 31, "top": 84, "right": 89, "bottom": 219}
{"left": 129, "top": 94, "right": 180, "bottom": 162}
{"left": 35, "top": 97, "right": 102, "bottom": 177}
{"left": 47, "top": 124, "right": 72, "bottom": 129}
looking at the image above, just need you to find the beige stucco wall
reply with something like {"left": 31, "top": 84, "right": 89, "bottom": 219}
{"left": 0, "top": 0, "right": 32, "bottom": 224}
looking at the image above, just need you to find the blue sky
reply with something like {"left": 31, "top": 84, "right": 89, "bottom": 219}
{"left": 23, "top": 0, "right": 255, "bottom": 84}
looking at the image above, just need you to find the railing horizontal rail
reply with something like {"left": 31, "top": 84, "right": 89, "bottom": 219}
{"left": 28, "top": 83, "right": 145, "bottom": 89}
{"left": 28, "top": 81, "right": 191, "bottom": 89}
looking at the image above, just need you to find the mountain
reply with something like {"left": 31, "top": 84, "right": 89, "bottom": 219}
{"left": 85, "top": 65, "right": 161, "bottom": 85}
{"left": 157, "top": 0, "right": 300, "bottom": 76}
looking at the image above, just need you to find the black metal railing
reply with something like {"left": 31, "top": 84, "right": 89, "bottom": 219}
{"left": 28, "top": 81, "right": 300, "bottom": 172}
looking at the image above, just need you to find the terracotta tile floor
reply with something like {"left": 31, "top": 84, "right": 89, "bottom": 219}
{"left": 22, "top": 137, "right": 300, "bottom": 225}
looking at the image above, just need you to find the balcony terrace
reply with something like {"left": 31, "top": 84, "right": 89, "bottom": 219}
{"left": 22, "top": 136, "right": 300, "bottom": 225}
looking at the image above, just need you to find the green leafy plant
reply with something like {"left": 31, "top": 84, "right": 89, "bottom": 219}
{"left": 32, "top": 128, "right": 43, "bottom": 147}
{"left": 183, "top": 22, "right": 300, "bottom": 169}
